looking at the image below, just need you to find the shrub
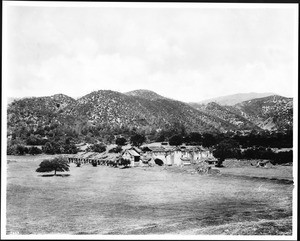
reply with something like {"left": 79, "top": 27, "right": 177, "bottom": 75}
{"left": 7, "top": 145, "right": 17, "bottom": 155}
{"left": 108, "top": 146, "right": 123, "bottom": 153}
{"left": 118, "top": 158, "right": 131, "bottom": 167}
{"left": 42, "top": 141, "right": 62, "bottom": 154}
{"left": 62, "top": 143, "right": 78, "bottom": 154}
{"left": 130, "top": 133, "right": 146, "bottom": 147}
{"left": 115, "top": 137, "right": 127, "bottom": 146}
{"left": 169, "top": 135, "right": 183, "bottom": 146}
{"left": 87, "top": 143, "right": 106, "bottom": 153}
{"left": 9, "top": 145, "right": 29, "bottom": 155}
{"left": 28, "top": 146, "right": 42, "bottom": 155}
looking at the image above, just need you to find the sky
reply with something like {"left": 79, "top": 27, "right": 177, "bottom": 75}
{"left": 3, "top": 2, "right": 298, "bottom": 102}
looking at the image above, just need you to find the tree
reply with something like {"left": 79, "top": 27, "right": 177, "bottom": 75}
{"left": 43, "top": 141, "right": 65, "bottom": 154}
{"left": 62, "top": 143, "right": 78, "bottom": 154}
{"left": 186, "top": 132, "right": 202, "bottom": 145}
{"left": 130, "top": 133, "right": 146, "bottom": 147}
{"left": 15, "top": 145, "right": 28, "bottom": 155}
{"left": 212, "top": 139, "right": 240, "bottom": 167}
{"left": 108, "top": 146, "right": 123, "bottom": 153}
{"left": 202, "top": 133, "right": 217, "bottom": 148}
{"left": 155, "top": 133, "right": 166, "bottom": 142}
{"left": 87, "top": 143, "right": 106, "bottom": 153}
{"left": 169, "top": 135, "right": 183, "bottom": 146}
{"left": 36, "top": 157, "right": 70, "bottom": 176}
{"left": 7, "top": 144, "right": 17, "bottom": 155}
{"left": 115, "top": 137, "right": 127, "bottom": 146}
{"left": 118, "top": 157, "right": 131, "bottom": 167}
{"left": 26, "top": 134, "right": 38, "bottom": 145}
{"left": 28, "top": 146, "right": 42, "bottom": 155}
{"left": 42, "top": 142, "right": 55, "bottom": 154}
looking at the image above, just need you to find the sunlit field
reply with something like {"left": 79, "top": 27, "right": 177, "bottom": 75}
{"left": 6, "top": 155, "right": 293, "bottom": 235}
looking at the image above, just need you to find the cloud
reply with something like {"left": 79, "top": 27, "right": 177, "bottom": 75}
{"left": 4, "top": 5, "right": 297, "bottom": 101}
{"left": 20, "top": 49, "right": 149, "bottom": 97}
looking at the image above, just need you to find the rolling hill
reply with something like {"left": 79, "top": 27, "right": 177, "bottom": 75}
{"left": 7, "top": 90, "right": 293, "bottom": 144}
{"left": 189, "top": 102, "right": 262, "bottom": 131}
{"left": 233, "top": 95, "right": 293, "bottom": 131}
{"left": 65, "top": 89, "right": 236, "bottom": 133}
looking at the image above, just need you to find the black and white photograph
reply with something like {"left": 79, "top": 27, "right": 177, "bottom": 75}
{"left": 1, "top": 1, "right": 298, "bottom": 239}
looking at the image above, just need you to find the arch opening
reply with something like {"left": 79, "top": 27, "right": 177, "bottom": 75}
{"left": 154, "top": 158, "right": 164, "bottom": 166}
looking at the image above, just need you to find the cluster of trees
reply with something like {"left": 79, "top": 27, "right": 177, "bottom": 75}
{"left": 165, "top": 130, "right": 292, "bottom": 149}
{"left": 26, "top": 134, "right": 49, "bottom": 145}
{"left": 7, "top": 145, "right": 43, "bottom": 155}
{"left": 240, "top": 147, "right": 293, "bottom": 165}
{"left": 108, "top": 146, "right": 123, "bottom": 153}
{"left": 42, "top": 140, "right": 78, "bottom": 154}
{"left": 114, "top": 134, "right": 146, "bottom": 147}
{"left": 115, "top": 137, "right": 127, "bottom": 146}
{"left": 129, "top": 133, "right": 146, "bottom": 147}
{"left": 212, "top": 140, "right": 293, "bottom": 166}
{"left": 166, "top": 132, "right": 218, "bottom": 147}
{"left": 7, "top": 117, "right": 293, "bottom": 165}
{"left": 86, "top": 143, "right": 106, "bottom": 153}
{"left": 232, "top": 130, "right": 293, "bottom": 148}
{"left": 10, "top": 122, "right": 79, "bottom": 145}
{"left": 212, "top": 140, "right": 240, "bottom": 167}
{"left": 7, "top": 138, "right": 78, "bottom": 155}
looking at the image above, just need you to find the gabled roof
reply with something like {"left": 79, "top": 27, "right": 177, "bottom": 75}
{"left": 131, "top": 146, "right": 142, "bottom": 153}
{"left": 163, "top": 146, "right": 176, "bottom": 152}
{"left": 142, "top": 146, "right": 152, "bottom": 152}
{"left": 124, "top": 149, "right": 140, "bottom": 157}
{"left": 147, "top": 146, "right": 166, "bottom": 152}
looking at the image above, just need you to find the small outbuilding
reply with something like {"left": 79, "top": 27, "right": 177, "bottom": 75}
{"left": 122, "top": 149, "right": 140, "bottom": 167}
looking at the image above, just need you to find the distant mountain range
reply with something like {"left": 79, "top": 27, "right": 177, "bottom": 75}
{"left": 190, "top": 95, "right": 293, "bottom": 131}
{"left": 194, "top": 92, "right": 277, "bottom": 106}
{"left": 7, "top": 90, "right": 293, "bottom": 142}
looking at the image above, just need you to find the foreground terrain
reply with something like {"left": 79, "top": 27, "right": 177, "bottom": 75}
{"left": 6, "top": 155, "right": 294, "bottom": 235}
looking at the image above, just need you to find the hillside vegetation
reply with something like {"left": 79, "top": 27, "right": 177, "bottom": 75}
{"left": 7, "top": 90, "right": 293, "bottom": 153}
{"left": 234, "top": 95, "right": 293, "bottom": 131}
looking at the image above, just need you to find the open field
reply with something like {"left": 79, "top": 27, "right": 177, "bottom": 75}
{"left": 6, "top": 155, "right": 294, "bottom": 235}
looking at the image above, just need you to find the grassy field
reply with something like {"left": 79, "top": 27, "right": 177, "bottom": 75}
{"left": 6, "top": 155, "right": 294, "bottom": 235}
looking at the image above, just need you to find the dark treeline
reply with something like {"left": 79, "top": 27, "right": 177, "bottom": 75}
{"left": 240, "top": 147, "right": 293, "bottom": 165}
{"left": 231, "top": 130, "right": 293, "bottom": 148}
{"left": 176, "top": 130, "right": 293, "bottom": 149}
{"left": 7, "top": 117, "right": 293, "bottom": 162}
{"left": 211, "top": 142, "right": 293, "bottom": 165}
